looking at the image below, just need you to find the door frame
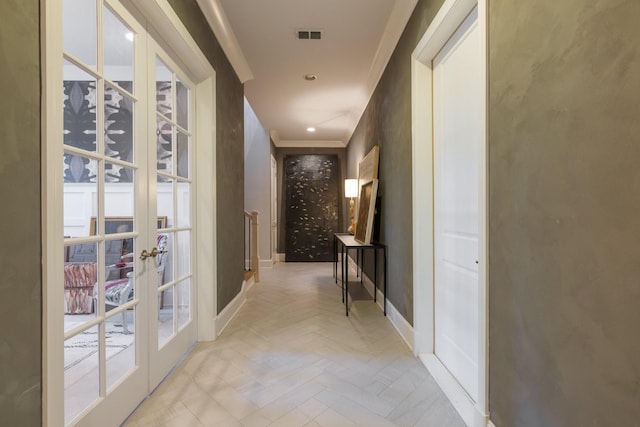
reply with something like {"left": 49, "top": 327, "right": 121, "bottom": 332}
{"left": 42, "top": 1, "right": 217, "bottom": 425}
{"left": 411, "top": 0, "right": 488, "bottom": 426}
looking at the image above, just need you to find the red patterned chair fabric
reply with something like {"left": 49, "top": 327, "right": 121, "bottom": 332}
{"left": 64, "top": 263, "right": 97, "bottom": 314}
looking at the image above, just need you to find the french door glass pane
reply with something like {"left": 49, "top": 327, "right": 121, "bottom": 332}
{"left": 106, "top": 309, "right": 136, "bottom": 389}
{"left": 105, "top": 84, "right": 134, "bottom": 162}
{"left": 158, "top": 287, "right": 174, "bottom": 347}
{"left": 159, "top": 232, "right": 174, "bottom": 286}
{"left": 101, "top": 237, "right": 135, "bottom": 304}
{"left": 63, "top": 242, "right": 99, "bottom": 325}
{"left": 176, "top": 131, "right": 189, "bottom": 179}
{"left": 155, "top": 59, "right": 172, "bottom": 117}
{"left": 155, "top": 233, "right": 170, "bottom": 291}
{"left": 176, "top": 78, "right": 188, "bottom": 129}
{"left": 177, "top": 279, "right": 190, "bottom": 330}
{"left": 104, "top": 164, "right": 135, "bottom": 235}
{"left": 156, "top": 116, "right": 173, "bottom": 175}
{"left": 103, "top": 5, "right": 134, "bottom": 89}
{"left": 104, "top": 238, "right": 132, "bottom": 280}
{"left": 63, "top": 0, "right": 97, "bottom": 68}
{"left": 63, "top": 62, "right": 97, "bottom": 153}
{"left": 176, "top": 181, "right": 191, "bottom": 228}
{"left": 63, "top": 156, "right": 98, "bottom": 238}
{"left": 64, "top": 325, "right": 100, "bottom": 425}
{"left": 176, "top": 231, "right": 191, "bottom": 280}
{"left": 157, "top": 178, "right": 174, "bottom": 228}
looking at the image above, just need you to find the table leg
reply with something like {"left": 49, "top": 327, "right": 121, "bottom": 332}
{"left": 383, "top": 246, "right": 387, "bottom": 316}
{"left": 341, "top": 245, "right": 345, "bottom": 303}
{"left": 345, "top": 247, "right": 349, "bottom": 316}
{"left": 333, "top": 234, "right": 339, "bottom": 284}
{"left": 374, "top": 247, "right": 377, "bottom": 303}
{"left": 356, "top": 247, "right": 359, "bottom": 278}
{"left": 360, "top": 249, "right": 363, "bottom": 285}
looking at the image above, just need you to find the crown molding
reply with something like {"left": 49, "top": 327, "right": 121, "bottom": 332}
{"left": 195, "top": 0, "right": 254, "bottom": 83}
{"left": 366, "top": 0, "right": 418, "bottom": 97}
{"left": 343, "top": 0, "right": 418, "bottom": 146}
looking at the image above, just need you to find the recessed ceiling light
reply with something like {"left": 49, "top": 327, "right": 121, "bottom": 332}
{"left": 125, "top": 32, "right": 134, "bottom": 41}
{"left": 307, "top": 127, "right": 316, "bottom": 133}
{"left": 304, "top": 74, "right": 317, "bottom": 81}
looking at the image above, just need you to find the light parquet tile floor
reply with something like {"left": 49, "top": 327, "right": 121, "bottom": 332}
{"left": 124, "top": 262, "right": 465, "bottom": 427}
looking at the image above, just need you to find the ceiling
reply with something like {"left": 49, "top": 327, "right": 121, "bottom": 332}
{"left": 196, "top": 0, "right": 418, "bottom": 147}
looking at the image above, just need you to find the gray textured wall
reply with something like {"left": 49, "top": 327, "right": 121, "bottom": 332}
{"left": 346, "top": 0, "right": 445, "bottom": 324}
{"left": 489, "top": 0, "right": 640, "bottom": 425}
{"left": 167, "top": 0, "right": 245, "bottom": 312}
{"left": 0, "top": 0, "right": 41, "bottom": 424}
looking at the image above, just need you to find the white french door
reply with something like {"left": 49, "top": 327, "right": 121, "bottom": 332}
{"left": 147, "top": 44, "right": 197, "bottom": 388}
{"left": 433, "top": 6, "right": 482, "bottom": 402}
{"left": 56, "top": 1, "right": 196, "bottom": 425}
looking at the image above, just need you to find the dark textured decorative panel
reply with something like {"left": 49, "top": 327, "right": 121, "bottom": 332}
{"left": 285, "top": 155, "right": 339, "bottom": 262}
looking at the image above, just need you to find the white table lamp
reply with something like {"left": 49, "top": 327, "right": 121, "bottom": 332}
{"left": 345, "top": 179, "right": 358, "bottom": 234}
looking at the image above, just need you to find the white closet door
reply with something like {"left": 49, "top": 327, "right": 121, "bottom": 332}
{"left": 433, "top": 6, "right": 482, "bottom": 402}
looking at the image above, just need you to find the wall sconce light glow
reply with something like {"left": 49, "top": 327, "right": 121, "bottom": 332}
{"left": 125, "top": 32, "right": 134, "bottom": 41}
{"left": 306, "top": 127, "right": 316, "bottom": 132}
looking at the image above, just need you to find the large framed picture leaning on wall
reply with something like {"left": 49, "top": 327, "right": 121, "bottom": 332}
{"left": 354, "top": 146, "right": 380, "bottom": 244}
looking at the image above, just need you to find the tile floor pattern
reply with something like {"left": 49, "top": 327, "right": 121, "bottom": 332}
{"left": 124, "top": 262, "right": 465, "bottom": 427}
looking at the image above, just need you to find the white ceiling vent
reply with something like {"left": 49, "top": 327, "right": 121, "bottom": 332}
{"left": 296, "top": 29, "right": 322, "bottom": 40}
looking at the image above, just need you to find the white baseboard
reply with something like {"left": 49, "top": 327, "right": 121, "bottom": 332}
{"left": 277, "top": 253, "right": 286, "bottom": 262}
{"left": 419, "top": 353, "right": 488, "bottom": 427}
{"left": 347, "top": 258, "right": 414, "bottom": 352}
{"left": 488, "top": 422, "right": 496, "bottom": 427}
{"left": 245, "top": 274, "right": 255, "bottom": 291}
{"left": 215, "top": 277, "right": 251, "bottom": 336}
{"left": 385, "top": 298, "right": 414, "bottom": 352}
{"left": 260, "top": 258, "right": 276, "bottom": 268}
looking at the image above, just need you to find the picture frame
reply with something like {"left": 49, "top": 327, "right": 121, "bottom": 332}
{"left": 357, "top": 145, "right": 379, "bottom": 183}
{"left": 354, "top": 179, "right": 378, "bottom": 244}
{"left": 353, "top": 145, "right": 380, "bottom": 242}
{"left": 90, "top": 216, "right": 168, "bottom": 235}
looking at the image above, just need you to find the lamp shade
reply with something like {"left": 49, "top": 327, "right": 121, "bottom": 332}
{"left": 344, "top": 179, "right": 358, "bottom": 198}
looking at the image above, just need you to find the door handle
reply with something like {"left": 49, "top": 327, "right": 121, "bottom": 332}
{"left": 140, "top": 247, "right": 167, "bottom": 260}
{"left": 150, "top": 247, "right": 168, "bottom": 257}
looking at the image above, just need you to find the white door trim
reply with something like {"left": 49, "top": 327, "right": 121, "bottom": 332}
{"left": 411, "top": 0, "right": 488, "bottom": 426}
{"left": 41, "top": 1, "right": 65, "bottom": 424}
